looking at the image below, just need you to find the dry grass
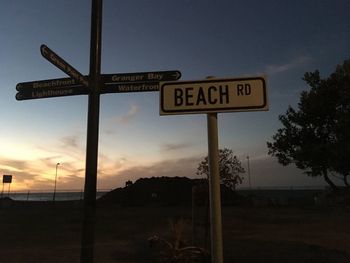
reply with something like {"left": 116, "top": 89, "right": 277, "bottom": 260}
{"left": 0, "top": 201, "right": 349, "bottom": 262}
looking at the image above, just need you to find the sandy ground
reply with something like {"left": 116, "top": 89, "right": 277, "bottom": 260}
{"left": 0, "top": 201, "right": 349, "bottom": 262}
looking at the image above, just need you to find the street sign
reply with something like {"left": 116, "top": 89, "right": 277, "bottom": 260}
{"left": 40, "top": 44, "right": 89, "bottom": 87}
{"left": 102, "top": 70, "right": 181, "bottom": 84}
{"left": 101, "top": 82, "right": 159, "bottom": 94}
{"left": 16, "top": 71, "right": 181, "bottom": 97}
{"left": 16, "top": 77, "right": 84, "bottom": 91}
{"left": 2, "top": 175, "right": 12, "bottom": 184}
{"left": 16, "top": 2, "right": 183, "bottom": 262}
{"left": 16, "top": 85, "right": 88, "bottom": 100}
{"left": 160, "top": 76, "right": 268, "bottom": 115}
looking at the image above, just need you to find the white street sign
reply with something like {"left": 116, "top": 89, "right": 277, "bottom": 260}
{"left": 160, "top": 76, "right": 268, "bottom": 115}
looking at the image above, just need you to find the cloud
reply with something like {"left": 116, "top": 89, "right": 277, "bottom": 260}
{"left": 58, "top": 135, "right": 85, "bottom": 159}
{"left": 2, "top": 150, "right": 329, "bottom": 192}
{"left": 119, "top": 104, "right": 139, "bottom": 125}
{"left": 97, "top": 155, "right": 203, "bottom": 189}
{"left": 60, "top": 135, "right": 80, "bottom": 149}
{"left": 0, "top": 133, "right": 86, "bottom": 191}
{"left": 103, "top": 104, "right": 140, "bottom": 134}
{"left": 96, "top": 153, "right": 329, "bottom": 190}
{"left": 36, "top": 133, "right": 85, "bottom": 161}
{"left": 39, "top": 156, "right": 61, "bottom": 165}
{"left": 160, "top": 142, "right": 192, "bottom": 152}
{"left": 97, "top": 154, "right": 127, "bottom": 176}
{"left": 265, "top": 56, "right": 311, "bottom": 75}
{"left": 0, "top": 156, "right": 48, "bottom": 189}
{"left": 54, "top": 174, "right": 84, "bottom": 190}
{"left": 0, "top": 158, "right": 30, "bottom": 172}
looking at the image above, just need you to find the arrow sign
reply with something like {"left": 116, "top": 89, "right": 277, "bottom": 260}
{"left": 160, "top": 76, "right": 268, "bottom": 115}
{"left": 40, "top": 44, "right": 89, "bottom": 87}
{"left": 102, "top": 70, "right": 181, "bottom": 84}
{"left": 16, "top": 85, "right": 88, "bottom": 101}
{"left": 101, "top": 82, "right": 159, "bottom": 94}
{"left": 16, "top": 71, "right": 181, "bottom": 93}
{"left": 16, "top": 77, "right": 85, "bottom": 91}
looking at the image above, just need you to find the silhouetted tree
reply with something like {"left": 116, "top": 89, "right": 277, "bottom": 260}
{"left": 328, "top": 60, "right": 350, "bottom": 187}
{"left": 267, "top": 59, "right": 350, "bottom": 190}
{"left": 196, "top": 148, "right": 245, "bottom": 190}
{"left": 125, "top": 180, "right": 133, "bottom": 187}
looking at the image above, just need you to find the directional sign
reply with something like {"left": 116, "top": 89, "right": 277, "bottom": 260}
{"left": 40, "top": 44, "right": 89, "bottom": 87}
{"left": 16, "top": 85, "right": 89, "bottom": 100}
{"left": 16, "top": 70, "right": 181, "bottom": 97}
{"left": 16, "top": 77, "right": 84, "bottom": 91}
{"left": 102, "top": 70, "right": 181, "bottom": 84}
{"left": 160, "top": 76, "right": 268, "bottom": 115}
{"left": 101, "top": 82, "right": 159, "bottom": 94}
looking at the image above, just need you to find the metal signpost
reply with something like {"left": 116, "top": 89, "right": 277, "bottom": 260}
{"left": 15, "top": 1, "right": 181, "bottom": 262}
{"left": 16, "top": 70, "right": 181, "bottom": 100}
{"left": 80, "top": 0, "right": 102, "bottom": 261}
{"left": 160, "top": 76, "right": 268, "bottom": 263}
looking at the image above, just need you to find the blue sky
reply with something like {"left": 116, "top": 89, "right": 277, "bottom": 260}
{"left": 0, "top": 0, "right": 349, "bottom": 191}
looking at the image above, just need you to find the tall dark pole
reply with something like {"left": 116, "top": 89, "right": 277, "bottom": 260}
{"left": 81, "top": 0, "right": 102, "bottom": 262}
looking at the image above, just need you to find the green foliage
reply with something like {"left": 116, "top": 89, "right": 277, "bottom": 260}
{"left": 196, "top": 148, "right": 245, "bottom": 190}
{"left": 267, "top": 59, "right": 350, "bottom": 189}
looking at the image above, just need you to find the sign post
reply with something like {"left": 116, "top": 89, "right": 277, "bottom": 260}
{"left": 207, "top": 112, "right": 223, "bottom": 263}
{"left": 80, "top": 0, "right": 102, "bottom": 262}
{"left": 1, "top": 175, "right": 12, "bottom": 198}
{"left": 160, "top": 76, "right": 268, "bottom": 263}
{"left": 16, "top": 1, "right": 180, "bottom": 262}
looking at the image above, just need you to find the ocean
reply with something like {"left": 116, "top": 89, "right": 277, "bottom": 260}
{"left": 1, "top": 191, "right": 109, "bottom": 201}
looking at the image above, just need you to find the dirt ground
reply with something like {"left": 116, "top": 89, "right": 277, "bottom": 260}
{"left": 0, "top": 201, "right": 349, "bottom": 262}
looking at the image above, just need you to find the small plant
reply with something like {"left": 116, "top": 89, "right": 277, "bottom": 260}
{"left": 148, "top": 217, "right": 210, "bottom": 263}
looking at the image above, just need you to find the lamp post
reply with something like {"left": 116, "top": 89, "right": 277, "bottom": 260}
{"left": 247, "top": 156, "right": 251, "bottom": 189}
{"left": 53, "top": 162, "right": 60, "bottom": 201}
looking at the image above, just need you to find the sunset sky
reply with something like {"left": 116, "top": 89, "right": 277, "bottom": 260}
{"left": 0, "top": 0, "right": 349, "bottom": 191}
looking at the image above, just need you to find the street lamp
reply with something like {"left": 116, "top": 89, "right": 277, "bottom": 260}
{"left": 247, "top": 156, "right": 251, "bottom": 189}
{"left": 53, "top": 162, "right": 60, "bottom": 201}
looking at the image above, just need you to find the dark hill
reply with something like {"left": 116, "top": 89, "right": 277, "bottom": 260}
{"left": 99, "top": 177, "right": 197, "bottom": 206}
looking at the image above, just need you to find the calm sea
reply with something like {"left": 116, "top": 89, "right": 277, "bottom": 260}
{"left": 2, "top": 191, "right": 108, "bottom": 201}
